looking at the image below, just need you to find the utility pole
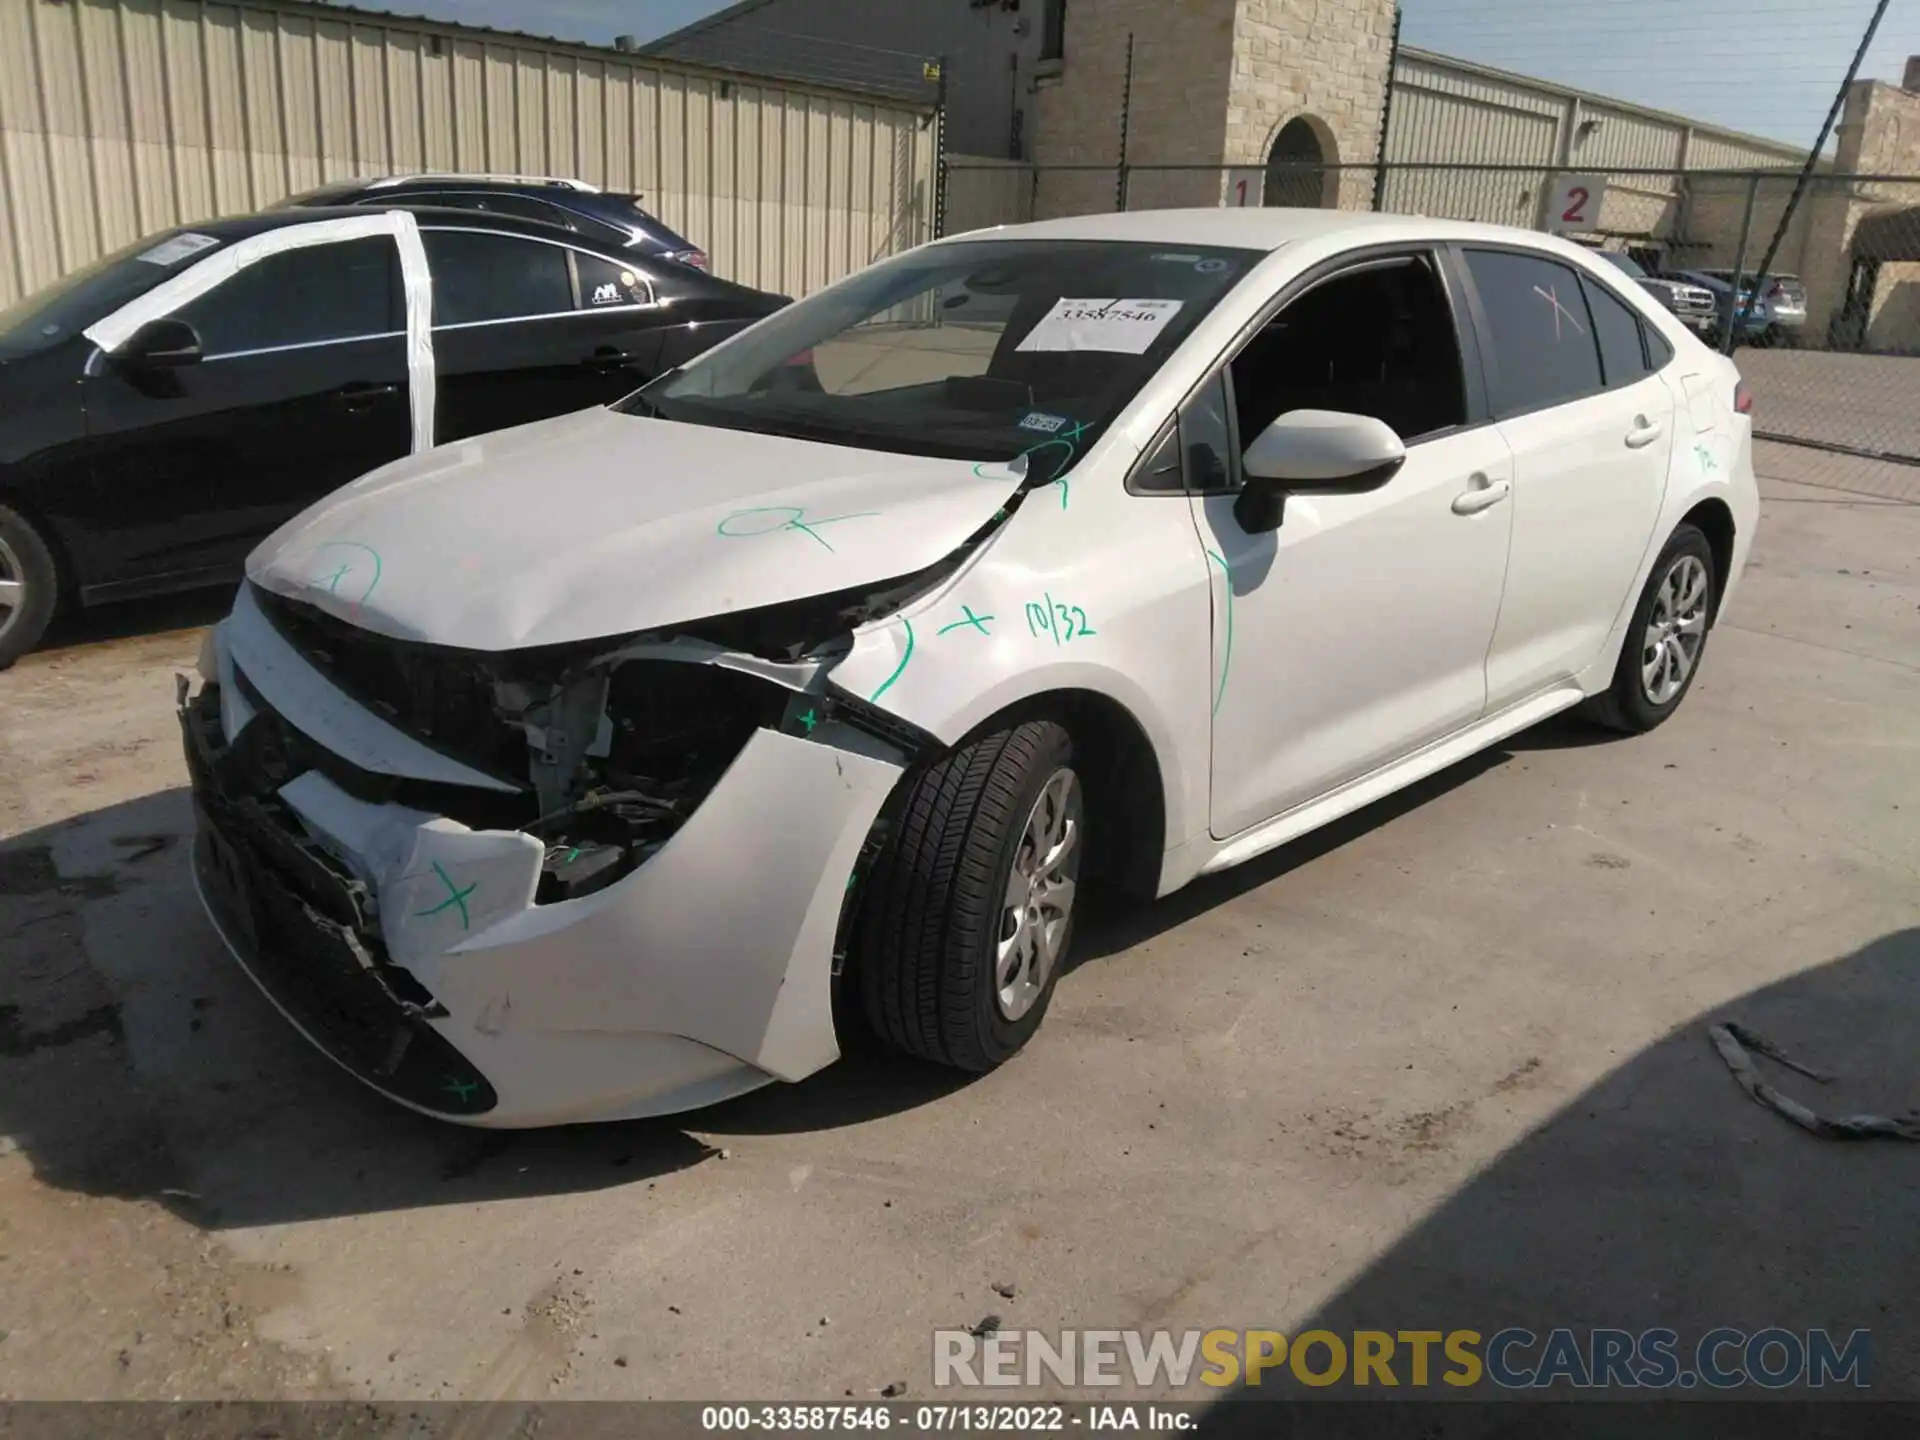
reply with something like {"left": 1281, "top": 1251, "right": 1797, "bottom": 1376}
{"left": 1731, "top": 0, "right": 1891, "bottom": 354}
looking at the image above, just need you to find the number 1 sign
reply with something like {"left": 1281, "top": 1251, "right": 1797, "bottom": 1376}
{"left": 1224, "top": 168, "right": 1265, "bottom": 207}
{"left": 1546, "top": 174, "right": 1607, "bottom": 233}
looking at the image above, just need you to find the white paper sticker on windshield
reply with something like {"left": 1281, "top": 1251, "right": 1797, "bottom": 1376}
{"left": 1015, "top": 298, "right": 1184, "bottom": 355}
{"left": 137, "top": 233, "right": 221, "bottom": 267}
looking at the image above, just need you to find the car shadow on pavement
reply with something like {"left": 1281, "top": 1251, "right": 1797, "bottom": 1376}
{"left": 0, "top": 788, "right": 724, "bottom": 1231}
{"left": 1196, "top": 925, "right": 1920, "bottom": 1431}
{"left": 35, "top": 584, "right": 235, "bottom": 656}
{"left": 1069, "top": 710, "right": 1628, "bottom": 970}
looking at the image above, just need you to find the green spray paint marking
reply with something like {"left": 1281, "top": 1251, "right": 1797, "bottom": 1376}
{"left": 307, "top": 541, "right": 383, "bottom": 614}
{"left": 1695, "top": 445, "right": 1718, "bottom": 473}
{"left": 1206, "top": 549, "right": 1234, "bottom": 717}
{"left": 415, "top": 861, "right": 477, "bottom": 930}
{"left": 972, "top": 421, "right": 1090, "bottom": 506}
{"left": 442, "top": 1076, "right": 482, "bottom": 1103}
{"left": 936, "top": 605, "right": 995, "bottom": 637}
{"left": 716, "top": 506, "right": 879, "bottom": 553}
{"left": 797, "top": 707, "right": 820, "bottom": 734}
{"left": 867, "top": 618, "right": 916, "bottom": 704}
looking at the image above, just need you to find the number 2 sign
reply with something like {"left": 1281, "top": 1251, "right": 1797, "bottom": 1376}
{"left": 1546, "top": 174, "right": 1607, "bottom": 233}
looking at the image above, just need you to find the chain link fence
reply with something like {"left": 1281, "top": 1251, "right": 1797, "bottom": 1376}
{"left": 941, "top": 158, "right": 1920, "bottom": 501}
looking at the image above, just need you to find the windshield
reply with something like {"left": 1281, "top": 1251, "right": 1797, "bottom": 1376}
{"left": 0, "top": 229, "right": 222, "bottom": 360}
{"left": 621, "top": 238, "right": 1261, "bottom": 482}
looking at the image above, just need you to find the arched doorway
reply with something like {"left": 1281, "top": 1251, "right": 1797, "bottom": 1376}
{"left": 1264, "top": 116, "right": 1336, "bottom": 208}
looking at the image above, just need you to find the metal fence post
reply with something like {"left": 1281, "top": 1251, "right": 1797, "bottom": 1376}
{"left": 929, "top": 56, "right": 950, "bottom": 240}
{"left": 1718, "top": 173, "right": 1760, "bottom": 355}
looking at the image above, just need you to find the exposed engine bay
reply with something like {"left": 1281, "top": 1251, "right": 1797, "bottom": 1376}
{"left": 245, "top": 506, "right": 1013, "bottom": 909}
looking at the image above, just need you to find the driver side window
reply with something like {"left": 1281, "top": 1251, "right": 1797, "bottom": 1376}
{"left": 1230, "top": 254, "right": 1467, "bottom": 448}
{"left": 1131, "top": 252, "right": 1471, "bottom": 495}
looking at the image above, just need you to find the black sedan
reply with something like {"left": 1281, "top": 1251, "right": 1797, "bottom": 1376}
{"left": 0, "top": 205, "right": 786, "bottom": 666}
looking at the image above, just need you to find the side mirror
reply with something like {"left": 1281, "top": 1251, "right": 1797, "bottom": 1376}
{"left": 116, "top": 317, "right": 203, "bottom": 369}
{"left": 1234, "top": 409, "right": 1407, "bottom": 534}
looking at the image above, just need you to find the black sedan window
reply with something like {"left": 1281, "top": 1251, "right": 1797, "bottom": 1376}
{"left": 423, "top": 230, "right": 575, "bottom": 326}
{"left": 0, "top": 230, "right": 220, "bottom": 359}
{"left": 174, "top": 237, "right": 400, "bottom": 355}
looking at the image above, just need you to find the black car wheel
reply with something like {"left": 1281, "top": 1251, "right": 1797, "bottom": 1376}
{"left": 1584, "top": 523, "right": 1718, "bottom": 735}
{"left": 0, "top": 503, "right": 59, "bottom": 670}
{"left": 856, "top": 719, "right": 1084, "bottom": 1072}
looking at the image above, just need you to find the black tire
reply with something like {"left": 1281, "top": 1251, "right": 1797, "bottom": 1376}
{"left": 0, "top": 503, "right": 59, "bottom": 671}
{"left": 1584, "top": 522, "right": 1717, "bottom": 734}
{"left": 856, "top": 719, "right": 1083, "bottom": 1072}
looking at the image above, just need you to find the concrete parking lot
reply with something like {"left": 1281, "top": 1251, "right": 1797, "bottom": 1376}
{"left": 1740, "top": 348, "right": 1920, "bottom": 500}
{"left": 1, "top": 444, "right": 1915, "bottom": 1405}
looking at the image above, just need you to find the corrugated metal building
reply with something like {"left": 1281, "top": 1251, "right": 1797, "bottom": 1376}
{"left": 1382, "top": 47, "right": 1809, "bottom": 249}
{"left": 0, "top": 0, "right": 939, "bottom": 308}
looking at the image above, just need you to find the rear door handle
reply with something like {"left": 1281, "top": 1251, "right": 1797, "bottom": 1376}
{"left": 1625, "top": 416, "right": 1665, "bottom": 449}
{"left": 1451, "top": 475, "right": 1512, "bottom": 516}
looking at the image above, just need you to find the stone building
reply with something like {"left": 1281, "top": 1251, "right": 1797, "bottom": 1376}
{"left": 1026, "top": 0, "right": 1399, "bottom": 217}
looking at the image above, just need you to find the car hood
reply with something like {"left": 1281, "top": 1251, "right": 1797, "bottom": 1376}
{"left": 247, "top": 407, "right": 1025, "bottom": 651}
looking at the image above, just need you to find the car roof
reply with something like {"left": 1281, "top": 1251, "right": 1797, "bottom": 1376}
{"left": 139, "top": 204, "right": 647, "bottom": 257}
{"left": 930, "top": 206, "right": 1624, "bottom": 259}
{"left": 297, "top": 175, "right": 624, "bottom": 204}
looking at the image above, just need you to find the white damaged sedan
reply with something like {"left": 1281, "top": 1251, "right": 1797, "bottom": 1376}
{"left": 183, "top": 209, "right": 1758, "bottom": 1126}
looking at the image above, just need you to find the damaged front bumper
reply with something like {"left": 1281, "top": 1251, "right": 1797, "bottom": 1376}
{"left": 181, "top": 610, "right": 906, "bottom": 1128}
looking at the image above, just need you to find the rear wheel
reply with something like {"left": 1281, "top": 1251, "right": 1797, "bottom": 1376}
{"left": 856, "top": 719, "right": 1083, "bottom": 1072}
{"left": 1585, "top": 523, "right": 1717, "bottom": 734}
{"left": 0, "top": 504, "right": 59, "bottom": 671}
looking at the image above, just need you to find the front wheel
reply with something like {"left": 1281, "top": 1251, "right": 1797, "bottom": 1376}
{"left": 1585, "top": 523, "right": 1717, "bottom": 734}
{"left": 855, "top": 719, "right": 1084, "bottom": 1072}
{"left": 0, "top": 504, "right": 59, "bottom": 671}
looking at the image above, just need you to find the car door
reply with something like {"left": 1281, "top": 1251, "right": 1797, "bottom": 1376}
{"left": 421, "top": 227, "right": 673, "bottom": 443}
{"left": 1459, "top": 248, "right": 1676, "bottom": 710}
{"left": 78, "top": 233, "right": 411, "bottom": 588}
{"left": 1188, "top": 249, "right": 1517, "bottom": 839}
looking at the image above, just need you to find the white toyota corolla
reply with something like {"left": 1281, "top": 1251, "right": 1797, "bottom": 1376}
{"left": 182, "top": 208, "right": 1757, "bottom": 1126}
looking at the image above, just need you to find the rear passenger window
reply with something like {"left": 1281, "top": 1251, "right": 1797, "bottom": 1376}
{"left": 1645, "top": 326, "right": 1675, "bottom": 369}
{"left": 423, "top": 230, "right": 573, "bottom": 326}
{"left": 1463, "top": 249, "right": 1604, "bottom": 417}
{"left": 1582, "top": 276, "right": 1651, "bottom": 387}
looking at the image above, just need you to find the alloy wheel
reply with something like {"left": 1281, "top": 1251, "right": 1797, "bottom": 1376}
{"left": 1641, "top": 554, "right": 1710, "bottom": 706}
{"left": 995, "top": 767, "right": 1083, "bottom": 1022}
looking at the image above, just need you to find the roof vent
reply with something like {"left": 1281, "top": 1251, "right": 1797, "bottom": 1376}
{"left": 614, "top": 34, "right": 638, "bottom": 53}
{"left": 1904, "top": 55, "right": 1920, "bottom": 92}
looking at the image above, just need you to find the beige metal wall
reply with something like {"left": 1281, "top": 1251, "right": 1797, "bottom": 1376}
{"left": 1382, "top": 47, "right": 1807, "bottom": 236}
{"left": 0, "top": 0, "right": 938, "bottom": 307}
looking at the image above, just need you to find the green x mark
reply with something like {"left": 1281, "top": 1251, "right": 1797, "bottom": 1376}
{"left": 415, "top": 861, "right": 477, "bottom": 929}
{"left": 1695, "top": 445, "right": 1718, "bottom": 472}
{"left": 442, "top": 1076, "right": 482, "bottom": 1103}
{"left": 797, "top": 707, "right": 820, "bottom": 734}
{"left": 937, "top": 605, "right": 996, "bottom": 637}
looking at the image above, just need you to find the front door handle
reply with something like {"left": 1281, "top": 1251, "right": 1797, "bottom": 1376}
{"left": 335, "top": 381, "right": 399, "bottom": 410}
{"left": 586, "top": 346, "right": 634, "bottom": 371}
{"left": 1625, "top": 416, "right": 1665, "bottom": 449}
{"left": 1451, "top": 474, "right": 1512, "bottom": 516}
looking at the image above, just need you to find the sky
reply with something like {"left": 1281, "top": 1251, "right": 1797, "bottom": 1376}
{"left": 359, "top": 0, "right": 1918, "bottom": 151}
